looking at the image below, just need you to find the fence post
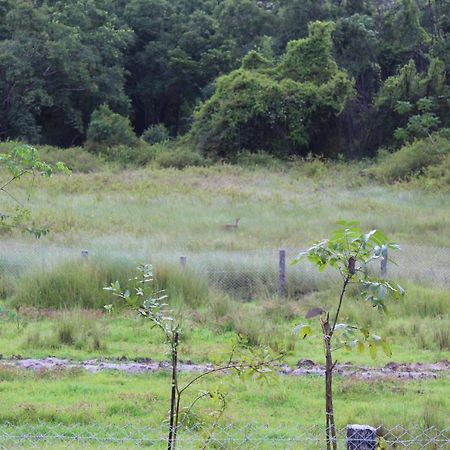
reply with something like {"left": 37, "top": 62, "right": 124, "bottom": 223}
{"left": 81, "top": 250, "right": 89, "bottom": 259}
{"left": 179, "top": 256, "right": 187, "bottom": 270}
{"left": 278, "top": 249, "right": 286, "bottom": 299}
{"left": 380, "top": 247, "right": 388, "bottom": 278}
{"left": 347, "top": 424, "right": 377, "bottom": 450}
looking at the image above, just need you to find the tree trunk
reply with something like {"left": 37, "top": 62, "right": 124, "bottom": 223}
{"left": 322, "top": 317, "right": 337, "bottom": 450}
{"left": 168, "top": 332, "right": 179, "bottom": 450}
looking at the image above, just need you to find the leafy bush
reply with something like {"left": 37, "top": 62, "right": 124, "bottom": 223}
{"left": 155, "top": 147, "right": 207, "bottom": 169}
{"left": 420, "top": 153, "right": 450, "bottom": 189}
{"left": 142, "top": 124, "right": 170, "bottom": 145}
{"left": 86, "top": 105, "right": 137, "bottom": 153}
{"left": 235, "top": 151, "right": 283, "bottom": 169}
{"left": 370, "top": 135, "right": 450, "bottom": 182}
{"left": 100, "top": 142, "right": 157, "bottom": 166}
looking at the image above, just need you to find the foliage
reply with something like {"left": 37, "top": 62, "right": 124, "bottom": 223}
{"left": 1, "top": 0, "right": 450, "bottom": 159}
{"left": 370, "top": 134, "right": 450, "bottom": 183}
{"left": 85, "top": 105, "right": 137, "bottom": 153}
{"left": 0, "top": 0, "right": 132, "bottom": 145}
{"left": 190, "top": 21, "right": 354, "bottom": 158}
{"left": 154, "top": 147, "right": 207, "bottom": 169}
{"left": 292, "top": 222, "right": 404, "bottom": 450}
{"left": 0, "top": 144, "right": 69, "bottom": 234}
{"left": 374, "top": 57, "right": 450, "bottom": 148}
{"left": 141, "top": 124, "right": 171, "bottom": 145}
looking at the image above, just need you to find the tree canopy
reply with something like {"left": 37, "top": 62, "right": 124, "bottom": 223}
{"left": 0, "top": 0, "right": 449, "bottom": 159}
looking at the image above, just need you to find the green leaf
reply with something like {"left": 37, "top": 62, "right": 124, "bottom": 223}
{"left": 360, "top": 328, "right": 370, "bottom": 339}
{"left": 356, "top": 340, "right": 365, "bottom": 354}
{"left": 293, "top": 324, "right": 312, "bottom": 339}
{"left": 369, "top": 342, "right": 377, "bottom": 359}
{"left": 381, "top": 340, "right": 392, "bottom": 357}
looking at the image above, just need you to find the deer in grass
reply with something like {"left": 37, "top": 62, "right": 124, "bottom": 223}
{"left": 224, "top": 218, "right": 240, "bottom": 230}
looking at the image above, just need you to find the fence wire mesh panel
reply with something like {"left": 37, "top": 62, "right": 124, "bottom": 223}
{"left": 1, "top": 241, "right": 449, "bottom": 300}
{"left": 0, "top": 424, "right": 448, "bottom": 449}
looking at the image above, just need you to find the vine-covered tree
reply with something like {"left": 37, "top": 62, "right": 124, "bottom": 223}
{"left": 190, "top": 21, "right": 354, "bottom": 158}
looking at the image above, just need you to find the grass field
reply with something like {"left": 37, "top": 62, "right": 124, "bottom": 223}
{"left": 0, "top": 158, "right": 449, "bottom": 441}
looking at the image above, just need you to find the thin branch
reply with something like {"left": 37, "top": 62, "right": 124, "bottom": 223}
{"left": 178, "top": 357, "right": 280, "bottom": 396}
{"left": 0, "top": 169, "right": 29, "bottom": 191}
{"left": 330, "top": 275, "right": 350, "bottom": 337}
{"left": 0, "top": 187, "right": 25, "bottom": 207}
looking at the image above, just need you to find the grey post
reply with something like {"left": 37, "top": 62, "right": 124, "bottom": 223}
{"left": 347, "top": 424, "right": 377, "bottom": 450}
{"left": 81, "top": 250, "right": 89, "bottom": 259}
{"left": 179, "top": 256, "right": 187, "bottom": 269}
{"left": 381, "top": 247, "right": 388, "bottom": 278}
{"left": 278, "top": 249, "right": 286, "bottom": 299}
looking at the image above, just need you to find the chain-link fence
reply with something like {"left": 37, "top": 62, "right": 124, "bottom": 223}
{"left": 1, "top": 423, "right": 450, "bottom": 449}
{"left": 0, "top": 423, "right": 448, "bottom": 449}
{"left": 1, "top": 240, "right": 449, "bottom": 300}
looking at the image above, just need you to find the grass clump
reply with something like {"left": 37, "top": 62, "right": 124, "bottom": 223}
{"left": 22, "top": 310, "right": 106, "bottom": 352}
{"left": 12, "top": 258, "right": 134, "bottom": 309}
{"left": 152, "top": 265, "right": 211, "bottom": 309}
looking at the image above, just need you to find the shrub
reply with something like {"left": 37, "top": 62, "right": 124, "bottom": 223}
{"left": 142, "top": 124, "right": 170, "bottom": 145}
{"left": 235, "top": 150, "right": 283, "bottom": 169}
{"left": 101, "top": 142, "right": 156, "bottom": 166}
{"left": 370, "top": 135, "right": 450, "bottom": 182}
{"left": 155, "top": 147, "right": 207, "bottom": 169}
{"left": 86, "top": 105, "right": 137, "bottom": 153}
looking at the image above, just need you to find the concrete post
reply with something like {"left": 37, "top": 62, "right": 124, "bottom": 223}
{"left": 347, "top": 424, "right": 377, "bottom": 450}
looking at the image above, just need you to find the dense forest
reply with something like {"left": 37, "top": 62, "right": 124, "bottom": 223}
{"left": 1, "top": 0, "right": 449, "bottom": 159}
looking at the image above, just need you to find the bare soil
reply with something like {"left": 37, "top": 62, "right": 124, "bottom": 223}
{"left": 1, "top": 356, "right": 449, "bottom": 380}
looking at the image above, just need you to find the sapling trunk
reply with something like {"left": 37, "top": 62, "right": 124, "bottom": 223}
{"left": 168, "top": 331, "right": 179, "bottom": 450}
{"left": 322, "top": 315, "right": 337, "bottom": 450}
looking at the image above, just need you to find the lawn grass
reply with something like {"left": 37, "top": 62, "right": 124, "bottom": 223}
{"left": 0, "top": 368, "right": 447, "bottom": 430}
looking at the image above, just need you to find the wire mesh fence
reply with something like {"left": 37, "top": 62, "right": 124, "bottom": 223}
{"left": 1, "top": 240, "right": 449, "bottom": 300}
{"left": 0, "top": 423, "right": 448, "bottom": 449}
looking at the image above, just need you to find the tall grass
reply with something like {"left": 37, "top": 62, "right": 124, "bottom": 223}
{"left": 12, "top": 258, "right": 135, "bottom": 309}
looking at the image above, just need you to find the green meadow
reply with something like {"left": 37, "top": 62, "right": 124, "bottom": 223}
{"left": 0, "top": 156, "right": 449, "bottom": 440}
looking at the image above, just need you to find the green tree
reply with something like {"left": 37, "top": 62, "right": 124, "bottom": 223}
{"left": 293, "top": 222, "right": 404, "bottom": 450}
{"left": 379, "top": 0, "right": 431, "bottom": 76}
{"left": 0, "top": 0, "right": 132, "bottom": 145}
{"left": 190, "top": 21, "right": 354, "bottom": 158}
{"left": 374, "top": 57, "right": 449, "bottom": 147}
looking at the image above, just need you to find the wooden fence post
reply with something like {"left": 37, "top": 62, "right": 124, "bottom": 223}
{"left": 347, "top": 424, "right": 377, "bottom": 450}
{"left": 179, "top": 256, "right": 187, "bottom": 270}
{"left": 278, "top": 249, "right": 286, "bottom": 299}
{"left": 381, "top": 247, "right": 388, "bottom": 278}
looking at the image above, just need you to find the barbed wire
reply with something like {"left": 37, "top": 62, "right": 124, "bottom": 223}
{"left": 0, "top": 423, "right": 448, "bottom": 449}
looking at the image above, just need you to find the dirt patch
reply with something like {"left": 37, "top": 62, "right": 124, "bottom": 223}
{"left": 0, "top": 357, "right": 449, "bottom": 380}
